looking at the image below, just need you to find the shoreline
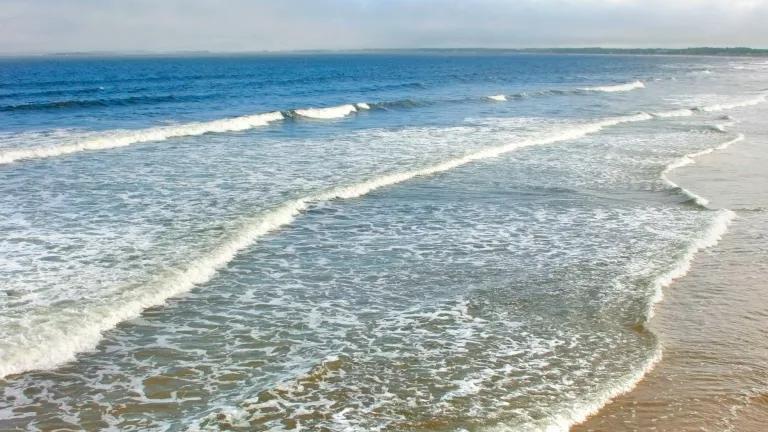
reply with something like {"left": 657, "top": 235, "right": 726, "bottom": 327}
{"left": 574, "top": 106, "right": 768, "bottom": 431}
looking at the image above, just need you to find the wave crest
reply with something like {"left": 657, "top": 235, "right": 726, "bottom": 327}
{"left": 292, "top": 104, "right": 359, "bottom": 119}
{"left": 0, "top": 111, "right": 284, "bottom": 165}
{"left": 580, "top": 81, "right": 646, "bottom": 93}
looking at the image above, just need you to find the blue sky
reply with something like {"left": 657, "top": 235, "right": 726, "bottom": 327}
{"left": 1, "top": 0, "right": 767, "bottom": 53}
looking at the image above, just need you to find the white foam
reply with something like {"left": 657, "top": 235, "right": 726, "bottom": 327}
{"left": 580, "top": 80, "right": 645, "bottom": 93}
{"left": 645, "top": 209, "right": 735, "bottom": 318}
{"left": 355, "top": 102, "right": 371, "bottom": 110}
{"left": 514, "top": 347, "right": 663, "bottom": 432}
{"left": 660, "top": 133, "right": 745, "bottom": 207}
{"left": 653, "top": 108, "right": 695, "bottom": 118}
{"left": 487, "top": 94, "right": 508, "bottom": 102}
{"left": 519, "top": 178, "right": 738, "bottom": 432}
{"left": 0, "top": 112, "right": 653, "bottom": 379}
{"left": 293, "top": 104, "right": 358, "bottom": 119}
{"left": 689, "top": 69, "right": 713, "bottom": 76}
{"left": 0, "top": 111, "right": 284, "bottom": 165}
{"left": 701, "top": 94, "right": 767, "bottom": 112}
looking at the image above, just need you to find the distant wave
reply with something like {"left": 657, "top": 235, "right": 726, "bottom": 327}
{"left": 0, "top": 112, "right": 654, "bottom": 379}
{"left": 368, "top": 98, "right": 436, "bottom": 110}
{"left": 579, "top": 80, "right": 646, "bottom": 93}
{"left": 651, "top": 94, "right": 767, "bottom": 118}
{"left": 0, "top": 94, "right": 205, "bottom": 112}
{"left": 3, "top": 93, "right": 764, "bottom": 166}
{"left": 698, "top": 94, "right": 767, "bottom": 112}
{"left": 486, "top": 81, "right": 645, "bottom": 103}
{"left": 0, "top": 86, "right": 106, "bottom": 99}
{"left": 0, "top": 111, "right": 284, "bottom": 165}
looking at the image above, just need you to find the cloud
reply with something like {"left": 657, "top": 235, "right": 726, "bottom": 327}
{"left": 0, "top": 0, "right": 766, "bottom": 53}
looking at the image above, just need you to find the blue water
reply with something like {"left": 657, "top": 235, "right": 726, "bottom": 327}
{"left": 0, "top": 53, "right": 766, "bottom": 431}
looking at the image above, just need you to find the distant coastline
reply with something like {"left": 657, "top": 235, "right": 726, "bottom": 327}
{"left": 3, "top": 47, "right": 768, "bottom": 58}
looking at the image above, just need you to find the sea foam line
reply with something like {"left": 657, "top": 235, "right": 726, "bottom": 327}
{"left": 579, "top": 80, "right": 646, "bottom": 93}
{"left": 645, "top": 209, "right": 735, "bottom": 319}
{"left": 0, "top": 111, "right": 285, "bottom": 165}
{"left": 699, "top": 94, "right": 767, "bottom": 112}
{"left": 660, "top": 133, "right": 745, "bottom": 207}
{"left": 503, "top": 347, "right": 664, "bottom": 432}
{"left": 490, "top": 207, "right": 734, "bottom": 432}
{"left": 499, "top": 208, "right": 734, "bottom": 432}
{"left": 651, "top": 132, "right": 743, "bottom": 314}
{"left": 0, "top": 112, "right": 652, "bottom": 379}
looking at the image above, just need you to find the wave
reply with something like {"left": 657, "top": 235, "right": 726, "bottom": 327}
{"left": 646, "top": 209, "right": 735, "bottom": 319}
{"left": 652, "top": 108, "right": 695, "bottom": 118}
{"left": 699, "top": 94, "right": 767, "bottom": 112}
{"left": 579, "top": 80, "right": 646, "bottom": 93}
{"left": 368, "top": 98, "right": 435, "bottom": 110}
{"left": 652, "top": 94, "right": 766, "bottom": 118}
{"left": 660, "top": 134, "right": 744, "bottom": 207}
{"left": 4, "top": 92, "right": 762, "bottom": 166}
{"left": 0, "top": 111, "right": 284, "bottom": 165}
{"left": 0, "top": 94, "right": 203, "bottom": 112}
{"left": 533, "top": 347, "right": 663, "bottom": 432}
{"left": 548, "top": 134, "right": 741, "bottom": 431}
{"left": 292, "top": 103, "right": 362, "bottom": 119}
{"left": 545, "top": 207, "right": 735, "bottom": 431}
{"left": 0, "top": 86, "right": 106, "bottom": 99}
{"left": 0, "top": 102, "right": 371, "bottom": 164}
{"left": 487, "top": 94, "right": 508, "bottom": 102}
{"left": 0, "top": 112, "right": 653, "bottom": 379}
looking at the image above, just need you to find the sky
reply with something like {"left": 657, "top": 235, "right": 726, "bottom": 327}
{"left": 1, "top": 0, "right": 767, "bottom": 54}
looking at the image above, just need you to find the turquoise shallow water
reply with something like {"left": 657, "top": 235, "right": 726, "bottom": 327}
{"left": 0, "top": 53, "right": 767, "bottom": 430}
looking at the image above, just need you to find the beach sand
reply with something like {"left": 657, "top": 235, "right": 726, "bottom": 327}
{"left": 575, "top": 107, "right": 768, "bottom": 431}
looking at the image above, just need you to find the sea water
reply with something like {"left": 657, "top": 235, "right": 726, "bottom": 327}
{"left": 0, "top": 53, "right": 766, "bottom": 431}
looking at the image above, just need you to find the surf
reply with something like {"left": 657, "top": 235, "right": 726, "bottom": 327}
{"left": 0, "top": 112, "right": 654, "bottom": 379}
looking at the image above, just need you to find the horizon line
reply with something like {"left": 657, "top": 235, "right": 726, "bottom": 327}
{"left": 2, "top": 46, "right": 768, "bottom": 58}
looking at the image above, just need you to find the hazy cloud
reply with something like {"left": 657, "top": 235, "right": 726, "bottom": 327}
{"left": 1, "top": 0, "right": 767, "bottom": 53}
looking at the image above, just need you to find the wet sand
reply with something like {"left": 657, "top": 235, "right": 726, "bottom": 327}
{"left": 575, "top": 109, "right": 768, "bottom": 431}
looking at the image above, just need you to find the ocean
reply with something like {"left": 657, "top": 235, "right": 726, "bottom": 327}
{"left": 0, "top": 53, "right": 766, "bottom": 431}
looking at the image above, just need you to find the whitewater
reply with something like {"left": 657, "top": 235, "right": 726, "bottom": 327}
{"left": 1, "top": 53, "right": 767, "bottom": 432}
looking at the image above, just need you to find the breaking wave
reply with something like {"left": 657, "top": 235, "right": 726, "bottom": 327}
{"left": 292, "top": 104, "right": 362, "bottom": 119}
{"left": 0, "top": 111, "right": 284, "bottom": 165}
{"left": 580, "top": 81, "right": 646, "bottom": 93}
